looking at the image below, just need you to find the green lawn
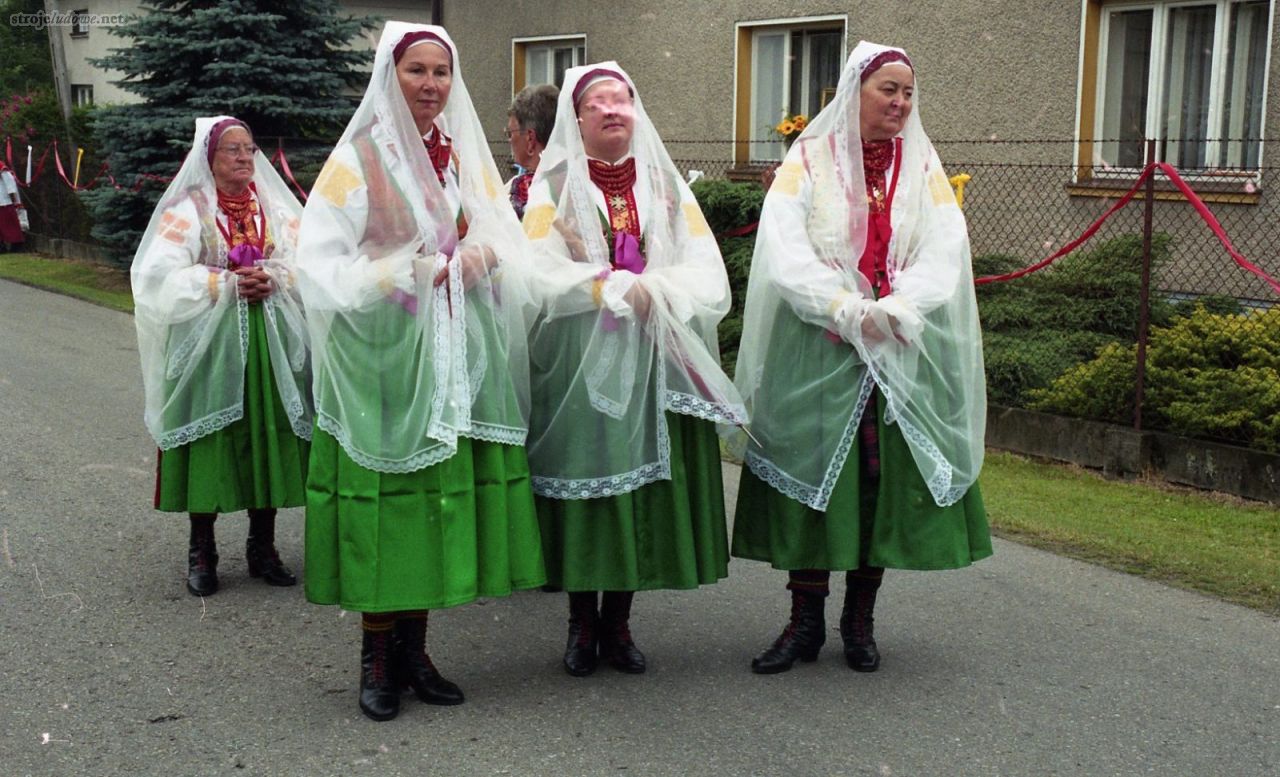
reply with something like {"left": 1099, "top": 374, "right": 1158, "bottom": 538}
{"left": 0, "top": 252, "right": 133, "bottom": 312}
{"left": 981, "top": 451, "right": 1280, "bottom": 615}
{"left": 4, "top": 252, "right": 1278, "bottom": 614}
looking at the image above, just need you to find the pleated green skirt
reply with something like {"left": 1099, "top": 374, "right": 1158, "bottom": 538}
{"left": 154, "top": 305, "right": 309, "bottom": 514}
{"left": 733, "top": 396, "right": 992, "bottom": 572}
{"left": 304, "top": 429, "right": 546, "bottom": 612}
{"left": 536, "top": 413, "right": 729, "bottom": 592}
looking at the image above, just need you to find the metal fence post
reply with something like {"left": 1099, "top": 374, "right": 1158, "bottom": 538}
{"left": 1133, "top": 138, "right": 1157, "bottom": 431}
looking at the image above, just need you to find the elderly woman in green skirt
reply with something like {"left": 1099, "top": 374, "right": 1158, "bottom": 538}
{"left": 521, "top": 63, "right": 746, "bottom": 677}
{"left": 731, "top": 42, "right": 991, "bottom": 675}
{"left": 296, "top": 23, "right": 545, "bottom": 722}
{"left": 132, "top": 116, "right": 311, "bottom": 598}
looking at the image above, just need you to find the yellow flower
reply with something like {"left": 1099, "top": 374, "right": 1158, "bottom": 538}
{"left": 776, "top": 119, "right": 795, "bottom": 136}
{"left": 792, "top": 115, "right": 808, "bottom": 131}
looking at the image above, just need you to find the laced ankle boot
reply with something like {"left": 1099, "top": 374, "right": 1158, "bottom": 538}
{"left": 393, "top": 613, "right": 464, "bottom": 706}
{"left": 599, "top": 591, "right": 646, "bottom": 674}
{"left": 186, "top": 513, "right": 219, "bottom": 597}
{"left": 840, "top": 571, "right": 883, "bottom": 672}
{"left": 752, "top": 571, "right": 829, "bottom": 674}
{"left": 245, "top": 508, "right": 296, "bottom": 586}
{"left": 563, "top": 592, "right": 600, "bottom": 677}
{"left": 359, "top": 616, "right": 399, "bottom": 721}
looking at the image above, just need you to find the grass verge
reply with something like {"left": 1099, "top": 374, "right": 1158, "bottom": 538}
{"left": 981, "top": 450, "right": 1279, "bottom": 615}
{"left": 0, "top": 252, "right": 133, "bottom": 312}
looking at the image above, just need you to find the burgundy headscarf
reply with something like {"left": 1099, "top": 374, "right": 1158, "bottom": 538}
{"left": 571, "top": 67, "right": 632, "bottom": 107}
{"left": 205, "top": 118, "right": 251, "bottom": 168}
{"left": 859, "top": 50, "right": 913, "bottom": 82}
{"left": 393, "top": 30, "right": 453, "bottom": 65}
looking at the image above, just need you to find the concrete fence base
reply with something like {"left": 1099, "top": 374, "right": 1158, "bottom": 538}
{"left": 26, "top": 233, "right": 106, "bottom": 263}
{"left": 987, "top": 404, "right": 1280, "bottom": 505}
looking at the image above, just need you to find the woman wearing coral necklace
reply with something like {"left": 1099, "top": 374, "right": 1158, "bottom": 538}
{"left": 297, "top": 23, "right": 545, "bottom": 722}
{"left": 522, "top": 63, "right": 744, "bottom": 677}
{"left": 132, "top": 116, "right": 311, "bottom": 599}
{"left": 732, "top": 42, "right": 991, "bottom": 675}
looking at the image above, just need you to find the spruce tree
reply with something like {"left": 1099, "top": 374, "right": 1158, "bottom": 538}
{"left": 83, "top": 0, "right": 375, "bottom": 263}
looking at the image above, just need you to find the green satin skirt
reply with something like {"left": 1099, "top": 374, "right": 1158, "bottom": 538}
{"left": 536, "top": 413, "right": 729, "bottom": 592}
{"left": 733, "top": 397, "right": 992, "bottom": 572}
{"left": 154, "top": 305, "right": 308, "bottom": 514}
{"left": 304, "top": 430, "right": 546, "bottom": 612}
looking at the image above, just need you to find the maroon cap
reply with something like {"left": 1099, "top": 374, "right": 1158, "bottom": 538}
{"left": 572, "top": 68, "right": 632, "bottom": 106}
{"left": 860, "top": 50, "right": 913, "bottom": 82}
{"left": 393, "top": 30, "right": 453, "bottom": 65}
{"left": 206, "top": 118, "right": 250, "bottom": 167}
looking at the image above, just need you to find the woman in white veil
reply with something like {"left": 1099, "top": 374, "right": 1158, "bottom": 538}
{"left": 522, "top": 63, "right": 744, "bottom": 677}
{"left": 132, "top": 116, "right": 310, "bottom": 600}
{"left": 295, "top": 22, "right": 544, "bottom": 722}
{"left": 730, "top": 43, "right": 991, "bottom": 675}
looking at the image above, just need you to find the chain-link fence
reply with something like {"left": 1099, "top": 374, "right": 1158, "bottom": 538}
{"left": 494, "top": 136, "right": 1279, "bottom": 454}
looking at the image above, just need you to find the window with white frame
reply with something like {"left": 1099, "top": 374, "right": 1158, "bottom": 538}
{"left": 738, "top": 17, "right": 846, "bottom": 162}
{"left": 71, "top": 9, "right": 90, "bottom": 37}
{"left": 1092, "top": 0, "right": 1271, "bottom": 171}
{"left": 71, "top": 85, "right": 93, "bottom": 106}
{"left": 514, "top": 36, "right": 585, "bottom": 90}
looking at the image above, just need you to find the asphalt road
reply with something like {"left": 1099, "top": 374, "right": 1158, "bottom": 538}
{"left": 1, "top": 278, "right": 1277, "bottom": 777}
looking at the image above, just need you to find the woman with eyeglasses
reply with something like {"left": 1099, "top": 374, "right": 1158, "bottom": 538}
{"left": 131, "top": 116, "right": 312, "bottom": 599}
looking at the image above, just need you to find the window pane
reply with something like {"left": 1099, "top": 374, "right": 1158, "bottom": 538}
{"left": 1161, "top": 5, "right": 1216, "bottom": 168}
{"left": 527, "top": 47, "right": 550, "bottom": 86}
{"left": 751, "top": 31, "right": 787, "bottom": 161}
{"left": 553, "top": 47, "right": 574, "bottom": 88}
{"left": 1219, "top": 1, "right": 1267, "bottom": 168}
{"left": 803, "top": 30, "right": 842, "bottom": 118}
{"left": 1099, "top": 9, "right": 1152, "bottom": 168}
{"left": 788, "top": 30, "right": 803, "bottom": 118}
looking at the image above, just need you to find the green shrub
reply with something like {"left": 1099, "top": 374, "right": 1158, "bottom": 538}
{"left": 1030, "top": 307, "right": 1280, "bottom": 450}
{"left": 691, "top": 178, "right": 764, "bottom": 377}
{"left": 976, "top": 233, "right": 1175, "bottom": 404}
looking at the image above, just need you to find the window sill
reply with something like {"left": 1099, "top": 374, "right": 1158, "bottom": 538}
{"left": 1065, "top": 175, "right": 1260, "bottom": 206}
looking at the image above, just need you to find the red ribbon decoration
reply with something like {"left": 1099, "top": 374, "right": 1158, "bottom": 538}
{"left": 5, "top": 136, "right": 51, "bottom": 189}
{"left": 974, "top": 162, "right": 1280, "bottom": 297}
{"left": 270, "top": 145, "right": 309, "bottom": 202}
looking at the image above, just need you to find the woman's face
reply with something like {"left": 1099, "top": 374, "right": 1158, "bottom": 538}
{"left": 397, "top": 42, "right": 453, "bottom": 134}
{"left": 859, "top": 63, "right": 914, "bottom": 141}
{"left": 577, "top": 79, "right": 635, "bottom": 164}
{"left": 210, "top": 126, "right": 255, "bottom": 193}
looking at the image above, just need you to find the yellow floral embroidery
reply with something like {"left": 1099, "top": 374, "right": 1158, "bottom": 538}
{"left": 523, "top": 203, "right": 556, "bottom": 240}
{"left": 207, "top": 270, "right": 221, "bottom": 301}
{"left": 482, "top": 166, "right": 500, "bottom": 200}
{"left": 928, "top": 167, "right": 957, "bottom": 206}
{"left": 682, "top": 202, "right": 711, "bottom": 238}
{"left": 314, "top": 160, "right": 362, "bottom": 208}
{"left": 772, "top": 161, "right": 804, "bottom": 198}
{"left": 591, "top": 277, "right": 605, "bottom": 308}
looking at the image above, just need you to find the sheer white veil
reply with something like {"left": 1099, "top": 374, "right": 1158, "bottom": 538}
{"left": 132, "top": 115, "right": 310, "bottom": 449}
{"left": 296, "top": 22, "right": 536, "bottom": 473}
{"left": 732, "top": 41, "right": 985, "bottom": 509}
{"left": 522, "top": 61, "right": 745, "bottom": 499}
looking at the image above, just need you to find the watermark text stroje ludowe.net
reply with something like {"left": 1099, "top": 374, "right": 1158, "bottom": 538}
{"left": 10, "top": 11, "right": 126, "bottom": 30}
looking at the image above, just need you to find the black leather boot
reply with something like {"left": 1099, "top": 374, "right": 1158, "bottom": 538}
{"left": 245, "top": 508, "right": 296, "bottom": 586}
{"left": 393, "top": 615, "right": 464, "bottom": 706}
{"left": 186, "top": 513, "right": 219, "bottom": 597}
{"left": 751, "top": 592, "right": 826, "bottom": 674}
{"left": 599, "top": 591, "right": 646, "bottom": 674}
{"left": 563, "top": 592, "right": 599, "bottom": 677}
{"left": 840, "top": 575, "right": 882, "bottom": 672}
{"left": 359, "top": 626, "right": 400, "bottom": 721}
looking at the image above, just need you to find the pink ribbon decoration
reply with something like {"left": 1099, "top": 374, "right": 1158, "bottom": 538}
{"left": 613, "top": 231, "right": 646, "bottom": 274}
{"left": 227, "top": 242, "right": 263, "bottom": 269}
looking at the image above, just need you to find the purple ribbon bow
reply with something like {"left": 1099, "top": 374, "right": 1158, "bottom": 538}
{"left": 612, "top": 231, "right": 646, "bottom": 274}
{"left": 227, "top": 243, "right": 263, "bottom": 269}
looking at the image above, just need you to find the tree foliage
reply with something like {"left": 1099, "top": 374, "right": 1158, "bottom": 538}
{"left": 82, "top": 0, "right": 375, "bottom": 263}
